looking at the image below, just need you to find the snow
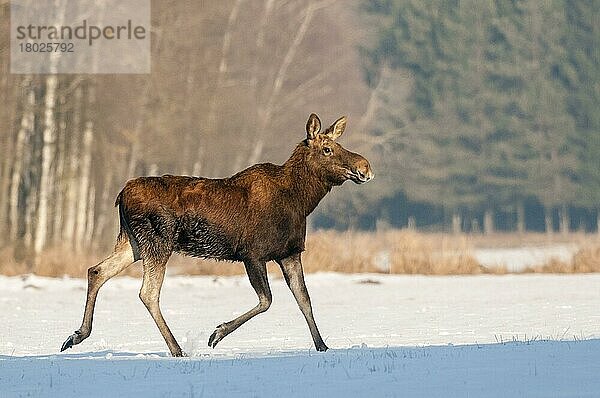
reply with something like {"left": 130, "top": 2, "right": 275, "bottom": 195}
{"left": 1, "top": 273, "right": 599, "bottom": 397}
{"left": 473, "top": 244, "right": 579, "bottom": 272}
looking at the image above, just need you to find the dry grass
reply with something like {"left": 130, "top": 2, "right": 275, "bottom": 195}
{"left": 302, "top": 230, "right": 483, "bottom": 275}
{"left": 1, "top": 230, "right": 598, "bottom": 277}
{"left": 524, "top": 244, "right": 600, "bottom": 273}
{"left": 0, "top": 245, "right": 143, "bottom": 278}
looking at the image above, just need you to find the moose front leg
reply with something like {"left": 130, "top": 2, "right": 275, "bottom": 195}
{"left": 208, "top": 259, "right": 272, "bottom": 348}
{"left": 277, "top": 253, "right": 328, "bottom": 351}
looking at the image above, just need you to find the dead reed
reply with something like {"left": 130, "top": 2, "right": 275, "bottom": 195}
{"left": 1, "top": 230, "right": 598, "bottom": 277}
{"left": 524, "top": 244, "right": 600, "bottom": 273}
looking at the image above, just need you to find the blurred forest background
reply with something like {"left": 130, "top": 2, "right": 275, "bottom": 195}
{"left": 0, "top": 0, "right": 598, "bottom": 271}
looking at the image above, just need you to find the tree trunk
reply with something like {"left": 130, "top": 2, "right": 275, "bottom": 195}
{"left": 52, "top": 94, "right": 67, "bottom": 245}
{"left": 0, "top": 82, "right": 20, "bottom": 244}
{"left": 471, "top": 218, "right": 480, "bottom": 234}
{"left": 127, "top": 119, "right": 142, "bottom": 178}
{"left": 23, "top": 185, "right": 37, "bottom": 252}
{"left": 92, "top": 170, "right": 114, "bottom": 250}
{"left": 22, "top": 85, "right": 43, "bottom": 257}
{"left": 63, "top": 86, "right": 83, "bottom": 247}
{"left": 192, "top": 147, "right": 204, "bottom": 176}
{"left": 357, "top": 65, "right": 390, "bottom": 133}
{"left": 180, "top": 58, "right": 196, "bottom": 174}
{"left": 34, "top": 75, "right": 59, "bottom": 255}
{"left": 452, "top": 212, "right": 461, "bottom": 234}
{"left": 9, "top": 80, "right": 34, "bottom": 241}
{"left": 148, "top": 163, "right": 159, "bottom": 176}
{"left": 559, "top": 204, "right": 569, "bottom": 235}
{"left": 84, "top": 184, "right": 95, "bottom": 248}
{"left": 516, "top": 202, "right": 525, "bottom": 234}
{"left": 483, "top": 209, "right": 494, "bottom": 235}
{"left": 205, "top": 0, "right": 244, "bottom": 136}
{"left": 407, "top": 216, "right": 416, "bottom": 230}
{"left": 75, "top": 121, "right": 93, "bottom": 252}
{"left": 544, "top": 206, "right": 553, "bottom": 236}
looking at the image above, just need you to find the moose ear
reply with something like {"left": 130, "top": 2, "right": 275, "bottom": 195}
{"left": 306, "top": 113, "right": 321, "bottom": 140}
{"left": 325, "top": 116, "right": 347, "bottom": 140}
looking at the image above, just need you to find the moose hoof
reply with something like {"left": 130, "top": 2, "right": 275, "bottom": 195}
{"left": 60, "top": 330, "right": 83, "bottom": 352}
{"left": 171, "top": 349, "right": 187, "bottom": 358}
{"left": 315, "top": 342, "right": 329, "bottom": 352}
{"left": 208, "top": 324, "right": 228, "bottom": 348}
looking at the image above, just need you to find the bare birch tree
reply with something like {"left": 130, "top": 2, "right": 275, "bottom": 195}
{"left": 62, "top": 85, "right": 83, "bottom": 247}
{"left": 74, "top": 121, "right": 93, "bottom": 252}
{"left": 9, "top": 77, "right": 34, "bottom": 242}
{"left": 34, "top": 75, "right": 59, "bottom": 255}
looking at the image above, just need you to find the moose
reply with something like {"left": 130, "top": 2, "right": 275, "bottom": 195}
{"left": 61, "top": 113, "right": 373, "bottom": 356}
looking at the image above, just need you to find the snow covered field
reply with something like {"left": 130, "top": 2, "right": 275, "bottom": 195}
{"left": 473, "top": 244, "right": 579, "bottom": 272}
{"left": 1, "top": 273, "right": 599, "bottom": 397}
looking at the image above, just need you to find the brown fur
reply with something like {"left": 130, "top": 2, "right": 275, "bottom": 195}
{"left": 61, "top": 113, "right": 373, "bottom": 356}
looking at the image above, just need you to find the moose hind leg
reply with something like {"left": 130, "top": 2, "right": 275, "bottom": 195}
{"left": 277, "top": 254, "right": 328, "bottom": 351}
{"left": 139, "top": 257, "right": 184, "bottom": 357}
{"left": 208, "top": 259, "right": 272, "bottom": 348}
{"left": 61, "top": 237, "right": 135, "bottom": 352}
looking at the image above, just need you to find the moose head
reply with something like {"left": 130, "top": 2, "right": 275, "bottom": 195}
{"left": 304, "top": 113, "right": 373, "bottom": 186}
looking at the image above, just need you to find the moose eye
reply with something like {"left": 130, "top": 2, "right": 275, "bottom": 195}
{"left": 323, "top": 146, "right": 333, "bottom": 156}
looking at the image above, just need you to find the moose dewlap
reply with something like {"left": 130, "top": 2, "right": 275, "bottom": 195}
{"left": 61, "top": 113, "right": 373, "bottom": 357}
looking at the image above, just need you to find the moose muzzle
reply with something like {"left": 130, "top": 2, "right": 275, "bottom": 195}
{"left": 348, "top": 159, "right": 374, "bottom": 184}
